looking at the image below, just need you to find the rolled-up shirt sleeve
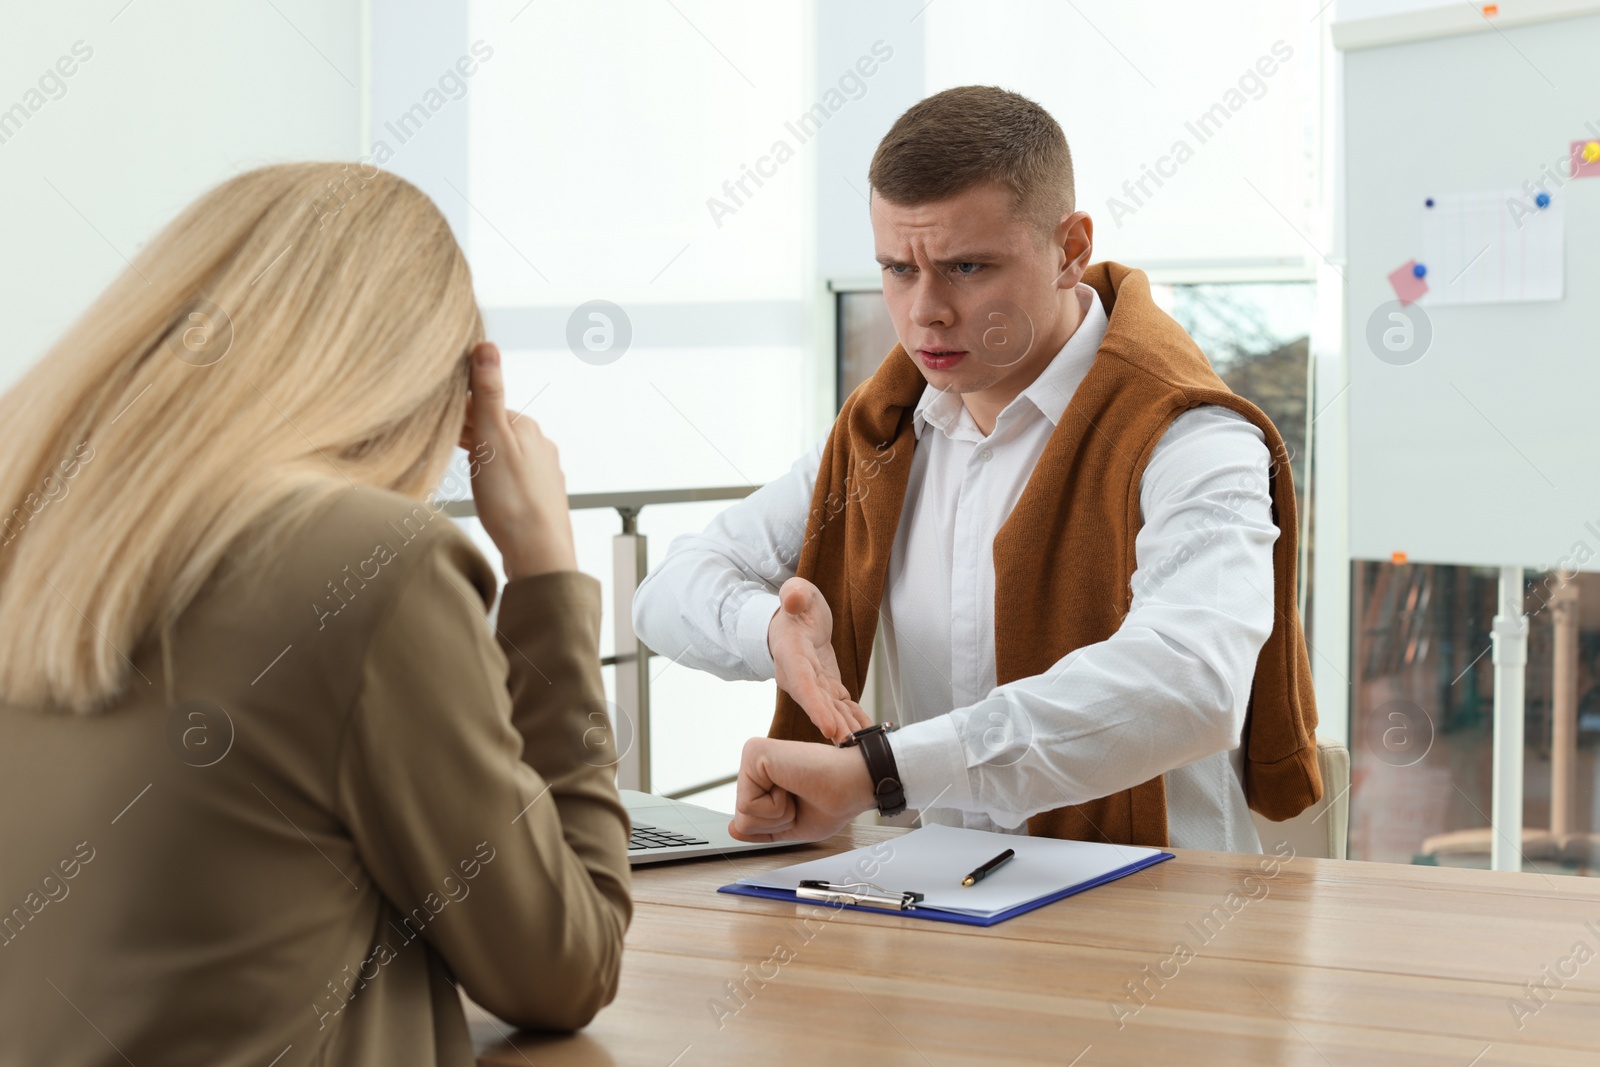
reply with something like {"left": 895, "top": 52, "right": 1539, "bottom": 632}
{"left": 889, "top": 407, "right": 1280, "bottom": 828}
{"left": 336, "top": 529, "right": 631, "bottom": 1031}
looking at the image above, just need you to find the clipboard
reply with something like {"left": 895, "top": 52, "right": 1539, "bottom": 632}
{"left": 717, "top": 825, "right": 1174, "bottom": 927}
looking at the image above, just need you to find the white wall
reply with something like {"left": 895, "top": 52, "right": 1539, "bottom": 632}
{"left": 813, "top": 0, "right": 929, "bottom": 284}
{"left": 0, "top": 1, "right": 364, "bottom": 392}
{"left": 1338, "top": 0, "right": 1467, "bottom": 18}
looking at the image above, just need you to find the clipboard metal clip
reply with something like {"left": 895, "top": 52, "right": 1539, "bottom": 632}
{"left": 796, "top": 879, "right": 925, "bottom": 911}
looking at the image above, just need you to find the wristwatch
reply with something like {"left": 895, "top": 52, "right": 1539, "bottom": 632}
{"left": 839, "top": 722, "right": 906, "bottom": 817}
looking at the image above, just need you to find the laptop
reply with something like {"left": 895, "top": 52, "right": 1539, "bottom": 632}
{"left": 621, "top": 789, "right": 804, "bottom": 866}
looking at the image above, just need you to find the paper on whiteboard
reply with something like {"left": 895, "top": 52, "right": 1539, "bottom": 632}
{"left": 1419, "top": 189, "right": 1564, "bottom": 305}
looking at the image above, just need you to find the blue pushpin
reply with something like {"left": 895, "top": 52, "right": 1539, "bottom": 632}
{"left": 1412, "top": 262, "right": 1427, "bottom": 279}
{"left": 1425, "top": 197, "right": 1435, "bottom": 208}
{"left": 1535, "top": 191, "right": 1551, "bottom": 208}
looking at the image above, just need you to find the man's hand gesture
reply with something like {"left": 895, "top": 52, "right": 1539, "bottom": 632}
{"left": 767, "top": 576, "right": 873, "bottom": 744}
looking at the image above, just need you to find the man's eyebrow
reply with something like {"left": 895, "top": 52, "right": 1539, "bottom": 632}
{"left": 873, "top": 251, "right": 1003, "bottom": 267}
{"left": 933, "top": 251, "right": 1002, "bottom": 264}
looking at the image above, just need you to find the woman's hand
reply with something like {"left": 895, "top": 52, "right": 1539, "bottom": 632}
{"left": 458, "top": 342, "right": 576, "bottom": 581}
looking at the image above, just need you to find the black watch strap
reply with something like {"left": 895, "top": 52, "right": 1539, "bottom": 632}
{"left": 841, "top": 723, "right": 906, "bottom": 817}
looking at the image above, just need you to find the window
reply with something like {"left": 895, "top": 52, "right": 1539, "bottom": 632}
{"left": 458, "top": 1, "right": 819, "bottom": 806}
{"left": 923, "top": 1, "right": 1320, "bottom": 268}
{"left": 1351, "top": 565, "right": 1600, "bottom": 874}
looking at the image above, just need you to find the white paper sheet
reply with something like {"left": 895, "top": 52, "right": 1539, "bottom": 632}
{"left": 1419, "top": 189, "right": 1564, "bottom": 305}
{"left": 737, "top": 824, "right": 1166, "bottom": 917}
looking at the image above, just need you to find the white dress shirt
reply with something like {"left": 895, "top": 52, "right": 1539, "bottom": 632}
{"left": 632, "top": 284, "right": 1278, "bottom": 852}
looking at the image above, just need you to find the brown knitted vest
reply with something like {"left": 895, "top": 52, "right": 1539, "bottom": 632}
{"left": 768, "top": 261, "right": 1322, "bottom": 847}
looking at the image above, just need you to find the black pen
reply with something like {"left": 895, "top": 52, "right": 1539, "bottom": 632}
{"left": 961, "top": 848, "right": 1015, "bottom": 887}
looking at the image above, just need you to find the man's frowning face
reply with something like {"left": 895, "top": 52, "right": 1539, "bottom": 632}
{"left": 871, "top": 180, "right": 1092, "bottom": 404}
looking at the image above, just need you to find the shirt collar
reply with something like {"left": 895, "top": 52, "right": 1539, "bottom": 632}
{"left": 913, "top": 282, "right": 1108, "bottom": 442}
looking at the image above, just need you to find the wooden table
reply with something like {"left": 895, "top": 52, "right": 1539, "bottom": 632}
{"left": 470, "top": 825, "right": 1600, "bottom": 1066}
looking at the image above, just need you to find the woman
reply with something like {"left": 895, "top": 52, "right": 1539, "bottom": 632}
{"left": 0, "top": 163, "right": 630, "bottom": 1065}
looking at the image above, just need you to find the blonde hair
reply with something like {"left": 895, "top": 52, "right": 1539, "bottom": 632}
{"left": 0, "top": 162, "right": 483, "bottom": 713}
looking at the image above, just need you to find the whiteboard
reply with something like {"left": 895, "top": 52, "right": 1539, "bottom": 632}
{"left": 1341, "top": 7, "right": 1600, "bottom": 573}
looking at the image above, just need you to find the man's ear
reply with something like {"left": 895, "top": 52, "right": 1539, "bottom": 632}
{"left": 1054, "top": 210, "right": 1094, "bottom": 289}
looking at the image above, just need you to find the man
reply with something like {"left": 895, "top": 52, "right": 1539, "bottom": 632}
{"left": 632, "top": 86, "right": 1320, "bottom": 853}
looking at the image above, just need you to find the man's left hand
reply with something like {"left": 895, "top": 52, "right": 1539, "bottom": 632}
{"left": 728, "top": 737, "right": 877, "bottom": 842}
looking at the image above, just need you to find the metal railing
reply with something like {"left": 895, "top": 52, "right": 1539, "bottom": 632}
{"left": 443, "top": 485, "right": 759, "bottom": 798}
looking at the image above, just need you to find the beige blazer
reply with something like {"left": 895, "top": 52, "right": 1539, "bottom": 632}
{"left": 0, "top": 486, "right": 632, "bottom": 1066}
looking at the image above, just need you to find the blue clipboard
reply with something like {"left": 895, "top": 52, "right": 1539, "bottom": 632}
{"left": 717, "top": 851, "right": 1174, "bottom": 927}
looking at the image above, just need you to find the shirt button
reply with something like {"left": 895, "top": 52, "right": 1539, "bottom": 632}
{"left": 977, "top": 448, "right": 993, "bottom": 463}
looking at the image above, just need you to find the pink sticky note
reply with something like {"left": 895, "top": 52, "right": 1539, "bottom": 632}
{"left": 1569, "top": 139, "right": 1600, "bottom": 179}
{"left": 1387, "top": 260, "right": 1428, "bottom": 306}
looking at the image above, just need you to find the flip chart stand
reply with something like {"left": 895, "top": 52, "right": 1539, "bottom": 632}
{"left": 1490, "top": 566, "right": 1528, "bottom": 873}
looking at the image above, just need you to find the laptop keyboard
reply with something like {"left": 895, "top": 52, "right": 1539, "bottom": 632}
{"left": 629, "top": 823, "right": 711, "bottom": 851}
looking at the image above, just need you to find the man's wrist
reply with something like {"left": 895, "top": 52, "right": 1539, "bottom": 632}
{"left": 834, "top": 744, "right": 877, "bottom": 816}
{"left": 736, "top": 592, "right": 782, "bottom": 677}
{"left": 841, "top": 723, "right": 906, "bottom": 817}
